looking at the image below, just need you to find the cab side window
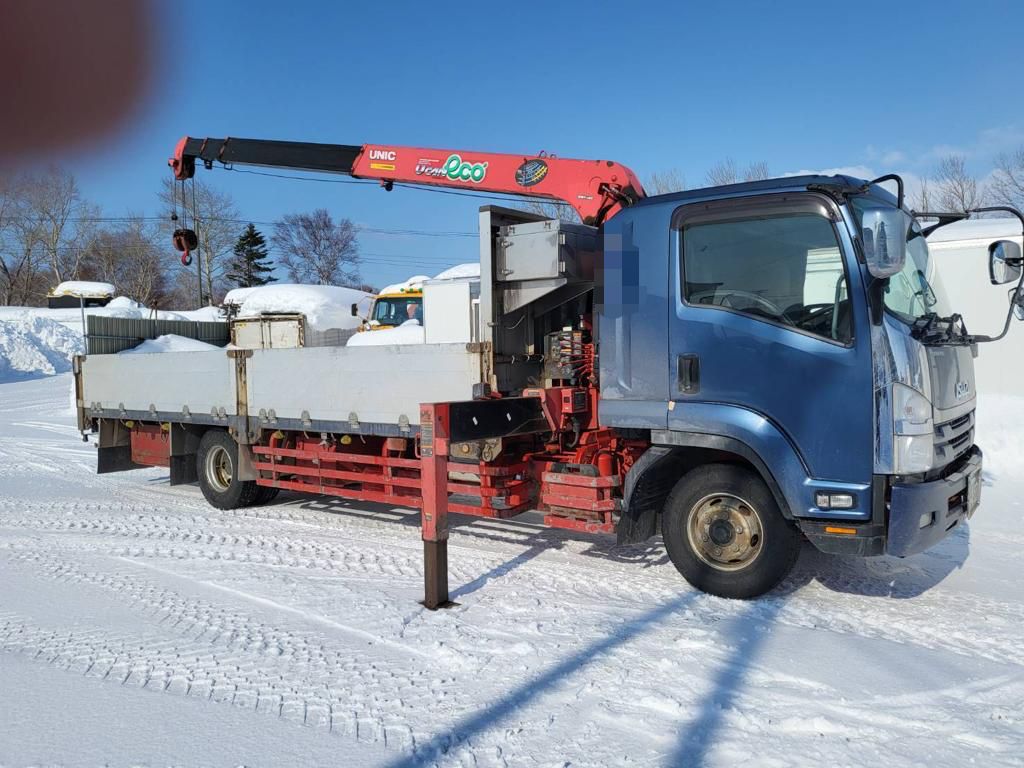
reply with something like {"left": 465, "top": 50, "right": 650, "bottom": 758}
{"left": 682, "top": 213, "right": 852, "bottom": 344}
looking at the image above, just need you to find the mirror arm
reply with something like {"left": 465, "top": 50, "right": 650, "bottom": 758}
{"left": 960, "top": 205, "right": 1024, "bottom": 343}
{"left": 868, "top": 277, "right": 886, "bottom": 325}
{"left": 971, "top": 269, "right": 1024, "bottom": 344}
{"left": 967, "top": 205, "right": 1024, "bottom": 230}
{"left": 914, "top": 211, "right": 970, "bottom": 237}
{"left": 867, "top": 174, "right": 904, "bottom": 209}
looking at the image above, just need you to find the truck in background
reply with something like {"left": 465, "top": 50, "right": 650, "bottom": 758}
{"left": 353, "top": 265, "right": 481, "bottom": 335}
{"left": 356, "top": 278, "right": 426, "bottom": 331}
{"left": 927, "top": 218, "right": 1024, "bottom": 396}
{"left": 74, "top": 137, "right": 1024, "bottom": 605}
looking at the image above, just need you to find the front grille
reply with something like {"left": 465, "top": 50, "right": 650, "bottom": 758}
{"left": 945, "top": 413, "right": 971, "bottom": 432}
{"left": 934, "top": 409, "right": 975, "bottom": 465}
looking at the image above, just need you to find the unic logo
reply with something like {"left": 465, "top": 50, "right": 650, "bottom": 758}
{"left": 442, "top": 154, "right": 487, "bottom": 183}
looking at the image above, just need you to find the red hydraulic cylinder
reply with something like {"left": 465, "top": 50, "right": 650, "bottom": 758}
{"left": 419, "top": 403, "right": 452, "bottom": 609}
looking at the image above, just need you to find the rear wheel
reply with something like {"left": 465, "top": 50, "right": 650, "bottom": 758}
{"left": 661, "top": 464, "right": 800, "bottom": 599}
{"left": 196, "top": 430, "right": 259, "bottom": 509}
{"left": 253, "top": 485, "right": 280, "bottom": 505}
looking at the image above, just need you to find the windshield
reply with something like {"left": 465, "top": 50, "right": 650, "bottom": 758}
{"left": 852, "top": 197, "right": 954, "bottom": 323}
{"left": 372, "top": 296, "right": 422, "bottom": 325}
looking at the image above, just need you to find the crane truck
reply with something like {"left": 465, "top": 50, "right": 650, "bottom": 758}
{"left": 74, "top": 137, "right": 1024, "bottom": 605}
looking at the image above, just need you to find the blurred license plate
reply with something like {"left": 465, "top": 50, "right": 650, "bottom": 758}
{"left": 966, "top": 469, "right": 982, "bottom": 517}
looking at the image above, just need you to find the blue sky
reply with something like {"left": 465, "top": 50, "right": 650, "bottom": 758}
{"left": 57, "top": 0, "right": 1024, "bottom": 289}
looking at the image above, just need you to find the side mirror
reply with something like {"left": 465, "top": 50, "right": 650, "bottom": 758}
{"left": 989, "top": 240, "right": 1023, "bottom": 285}
{"left": 860, "top": 206, "right": 907, "bottom": 278}
{"left": 351, "top": 302, "right": 359, "bottom": 317}
{"left": 1009, "top": 286, "right": 1024, "bottom": 321}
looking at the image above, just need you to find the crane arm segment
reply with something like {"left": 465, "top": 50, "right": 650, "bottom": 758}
{"left": 169, "top": 136, "right": 644, "bottom": 225}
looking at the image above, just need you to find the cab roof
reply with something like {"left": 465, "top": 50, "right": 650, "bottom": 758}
{"left": 634, "top": 174, "right": 894, "bottom": 209}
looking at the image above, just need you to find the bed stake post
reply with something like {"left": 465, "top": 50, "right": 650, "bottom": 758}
{"left": 420, "top": 402, "right": 454, "bottom": 609}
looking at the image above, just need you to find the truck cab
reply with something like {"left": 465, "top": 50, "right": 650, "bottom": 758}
{"left": 357, "top": 282, "right": 425, "bottom": 331}
{"left": 601, "top": 175, "right": 1019, "bottom": 595}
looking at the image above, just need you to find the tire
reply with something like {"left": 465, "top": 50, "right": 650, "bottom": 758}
{"left": 253, "top": 485, "right": 280, "bottom": 505}
{"left": 196, "top": 430, "right": 259, "bottom": 510}
{"left": 661, "top": 463, "right": 800, "bottom": 599}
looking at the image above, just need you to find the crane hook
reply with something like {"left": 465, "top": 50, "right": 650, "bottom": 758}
{"left": 172, "top": 228, "right": 198, "bottom": 267}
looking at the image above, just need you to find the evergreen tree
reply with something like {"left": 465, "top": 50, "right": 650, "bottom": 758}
{"left": 226, "top": 223, "right": 276, "bottom": 287}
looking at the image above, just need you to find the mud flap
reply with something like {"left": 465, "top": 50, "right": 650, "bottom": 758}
{"left": 96, "top": 419, "right": 143, "bottom": 474}
{"left": 169, "top": 423, "right": 202, "bottom": 486}
{"left": 618, "top": 446, "right": 683, "bottom": 544}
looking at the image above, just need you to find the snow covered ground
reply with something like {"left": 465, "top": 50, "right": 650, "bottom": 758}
{"left": 1, "top": 374, "right": 1023, "bottom": 766}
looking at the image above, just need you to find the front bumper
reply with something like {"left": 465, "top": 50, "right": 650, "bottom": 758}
{"left": 886, "top": 447, "right": 982, "bottom": 557}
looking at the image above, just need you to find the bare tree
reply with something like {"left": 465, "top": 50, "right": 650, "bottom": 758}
{"left": 14, "top": 167, "right": 97, "bottom": 285}
{"left": 912, "top": 177, "right": 933, "bottom": 213}
{"left": 991, "top": 147, "right": 1024, "bottom": 210}
{"left": 933, "top": 155, "right": 984, "bottom": 213}
{"left": 705, "top": 158, "right": 739, "bottom": 186}
{"left": 271, "top": 209, "right": 361, "bottom": 286}
{"left": 0, "top": 175, "right": 50, "bottom": 306}
{"left": 159, "top": 178, "right": 240, "bottom": 305}
{"left": 0, "top": 177, "right": 19, "bottom": 304}
{"left": 704, "top": 159, "right": 770, "bottom": 186}
{"left": 744, "top": 161, "right": 771, "bottom": 181}
{"left": 647, "top": 168, "right": 686, "bottom": 195}
{"left": 2, "top": 217, "right": 49, "bottom": 306}
{"left": 83, "top": 216, "right": 167, "bottom": 306}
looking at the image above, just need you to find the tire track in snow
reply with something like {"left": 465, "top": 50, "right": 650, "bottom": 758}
{"left": 6, "top": 496, "right": 1024, "bottom": 673}
{"left": 0, "top": 552, "right": 462, "bottom": 755}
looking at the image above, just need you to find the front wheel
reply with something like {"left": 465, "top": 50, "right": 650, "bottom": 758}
{"left": 196, "top": 430, "right": 259, "bottom": 510}
{"left": 661, "top": 464, "right": 800, "bottom": 599}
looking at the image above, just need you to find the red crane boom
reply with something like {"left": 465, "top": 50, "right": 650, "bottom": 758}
{"left": 169, "top": 136, "right": 645, "bottom": 225}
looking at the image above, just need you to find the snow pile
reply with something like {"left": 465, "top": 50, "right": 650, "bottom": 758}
{"left": 178, "top": 305, "right": 225, "bottom": 322}
{"left": 49, "top": 280, "right": 115, "bottom": 298}
{"left": 0, "top": 314, "right": 84, "bottom": 381}
{"left": 119, "top": 334, "right": 222, "bottom": 355}
{"left": 432, "top": 262, "right": 480, "bottom": 281}
{"left": 233, "top": 284, "right": 371, "bottom": 332}
{"left": 346, "top": 319, "right": 425, "bottom": 347}
{"left": 377, "top": 275, "right": 431, "bottom": 296}
{"left": 222, "top": 286, "right": 261, "bottom": 306}
{"left": 104, "top": 296, "right": 142, "bottom": 310}
{"left": 0, "top": 301, "right": 224, "bottom": 332}
{"left": 0, "top": 299, "right": 228, "bottom": 382}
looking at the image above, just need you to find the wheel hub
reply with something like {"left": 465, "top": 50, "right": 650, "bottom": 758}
{"left": 205, "top": 445, "right": 233, "bottom": 493}
{"left": 709, "top": 519, "right": 735, "bottom": 546}
{"left": 686, "top": 493, "right": 764, "bottom": 572}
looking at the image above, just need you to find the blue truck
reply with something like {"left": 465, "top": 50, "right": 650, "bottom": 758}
{"left": 77, "top": 138, "right": 1024, "bottom": 604}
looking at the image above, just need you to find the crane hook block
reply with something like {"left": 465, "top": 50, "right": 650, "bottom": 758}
{"left": 173, "top": 229, "right": 198, "bottom": 267}
{"left": 172, "top": 228, "right": 198, "bottom": 252}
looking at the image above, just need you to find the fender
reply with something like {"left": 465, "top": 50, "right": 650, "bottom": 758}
{"left": 618, "top": 402, "right": 872, "bottom": 544}
{"left": 664, "top": 401, "right": 870, "bottom": 521}
{"left": 617, "top": 431, "right": 794, "bottom": 545}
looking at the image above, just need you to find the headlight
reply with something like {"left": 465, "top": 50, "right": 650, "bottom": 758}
{"left": 893, "top": 383, "right": 932, "bottom": 436}
{"left": 892, "top": 383, "right": 933, "bottom": 473}
{"left": 895, "top": 434, "right": 933, "bottom": 474}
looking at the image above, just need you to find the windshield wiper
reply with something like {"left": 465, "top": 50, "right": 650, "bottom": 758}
{"left": 910, "top": 312, "right": 973, "bottom": 345}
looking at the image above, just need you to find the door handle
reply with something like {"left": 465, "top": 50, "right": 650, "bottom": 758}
{"left": 678, "top": 354, "right": 700, "bottom": 394}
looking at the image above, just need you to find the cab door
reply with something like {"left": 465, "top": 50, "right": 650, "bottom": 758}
{"left": 667, "top": 193, "right": 874, "bottom": 486}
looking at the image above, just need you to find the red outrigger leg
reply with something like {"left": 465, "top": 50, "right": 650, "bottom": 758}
{"left": 419, "top": 403, "right": 452, "bottom": 610}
